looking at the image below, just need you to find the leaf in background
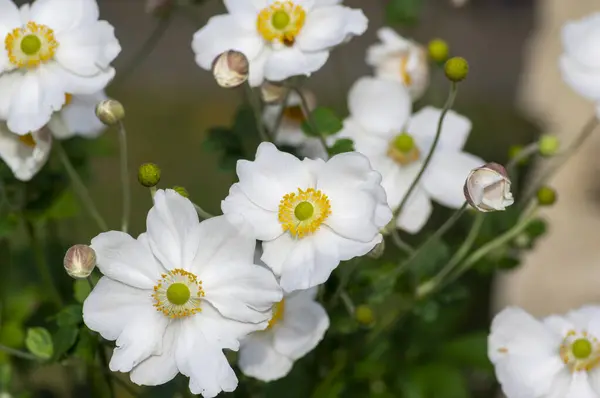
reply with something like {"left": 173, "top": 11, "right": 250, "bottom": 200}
{"left": 404, "top": 363, "right": 469, "bottom": 398}
{"left": 3, "top": 287, "right": 38, "bottom": 323}
{"left": 74, "top": 279, "right": 92, "bottom": 304}
{"left": 301, "top": 107, "right": 343, "bottom": 137}
{"left": 440, "top": 331, "right": 494, "bottom": 373}
{"left": 74, "top": 327, "right": 98, "bottom": 365}
{"left": 328, "top": 139, "right": 355, "bottom": 156}
{"left": 0, "top": 321, "right": 24, "bottom": 349}
{"left": 41, "top": 189, "right": 80, "bottom": 221}
{"left": 385, "top": 0, "right": 423, "bottom": 26}
{"left": 56, "top": 304, "right": 83, "bottom": 328}
{"left": 408, "top": 238, "right": 450, "bottom": 282}
{"left": 0, "top": 213, "right": 19, "bottom": 238}
{"left": 52, "top": 326, "right": 79, "bottom": 360}
{"left": 0, "top": 362, "right": 11, "bottom": 391}
{"left": 25, "top": 327, "right": 53, "bottom": 360}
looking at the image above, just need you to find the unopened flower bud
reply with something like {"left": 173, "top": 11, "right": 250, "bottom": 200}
{"left": 367, "top": 240, "right": 385, "bottom": 259}
{"left": 172, "top": 186, "right": 189, "bottom": 198}
{"left": 95, "top": 99, "right": 125, "bottom": 126}
{"left": 428, "top": 39, "right": 449, "bottom": 63}
{"left": 260, "top": 82, "right": 288, "bottom": 103}
{"left": 538, "top": 135, "right": 560, "bottom": 157}
{"left": 64, "top": 245, "right": 96, "bottom": 279}
{"left": 536, "top": 186, "right": 557, "bottom": 206}
{"left": 212, "top": 50, "right": 249, "bottom": 88}
{"left": 138, "top": 163, "right": 161, "bottom": 187}
{"left": 355, "top": 305, "right": 375, "bottom": 326}
{"left": 444, "top": 57, "right": 469, "bottom": 82}
{"left": 464, "top": 163, "right": 514, "bottom": 212}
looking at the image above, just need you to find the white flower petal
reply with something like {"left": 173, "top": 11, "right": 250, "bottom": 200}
{"left": 560, "top": 372, "right": 597, "bottom": 398}
{"left": 30, "top": 0, "right": 99, "bottom": 34}
{"left": 0, "top": 0, "right": 20, "bottom": 72}
{"left": 561, "top": 13, "right": 600, "bottom": 69}
{"left": 224, "top": 0, "right": 267, "bottom": 14}
{"left": 129, "top": 322, "right": 179, "bottom": 387}
{"left": 312, "top": 0, "right": 342, "bottom": 6}
{"left": 0, "top": 72, "right": 20, "bottom": 120}
{"left": 47, "top": 61, "right": 115, "bottom": 95}
{"left": 49, "top": 91, "right": 107, "bottom": 139}
{"left": 248, "top": 48, "right": 271, "bottom": 87}
{"left": 559, "top": 55, "right": 600, "bottom": 101}
{"left": 82, "top": 277, "right": 149, "bottom": 341}
{"left": 395, "top": 187, "right": 432, "bottom": 234}
{"left": 422, "top": 150, "right": 484, "bottom": 209}
{"left": 264, "top": 47, "right": 329, "bottom": 82}
{"left": 408, "top": 106, "right": 472, "bottom": 151}
{"left": 239, "top": 333, "right": 294, "bottom": 382}
{"left": 90, "top": 231, "right": 164, "bottom": 289}
{"left": 0, "top": 126, "right": 52, "bottom": 182}
{"left": 296, "top": 6, "right": 367, "bottom": 52}
{"left": 348, "top": 76, "right": 411, "bottom": 137}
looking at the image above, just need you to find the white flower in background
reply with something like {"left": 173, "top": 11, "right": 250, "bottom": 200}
{"left": 0, "top": 0, "right": 121, "bottom": 134}
{"left": 366, "top": 28, "right": 429, "bottom": 101}
{"left": 47, "top": 91, "right": 108, "bottom": 139}
{"left": 337, "top": 77, "right": 484, "bottom": 234}
{"left": 489, "top": 306, "right": 600, "bottom": 398}
{"left": 0, "top": 124, "right": 51, "bottom": 181}
{"left": 192, "top": 0, "right": 368, "bottom": 87}
{"left": 82, "top": 190, "right": 282, "bottom": 398}
{"left": 221, "top": 142, "right": 392, "bottom": 293}
{"left": 263, "top": 88, "right": 327, "bottom": 159}
{"left": 559, "top": 13, "right": 600, "bottom": 117}
{"left": 464, "top": 162, "right": 514, "bottom": 212}
{"left": 239, "top": 286, "right": 329, "bottom": 381}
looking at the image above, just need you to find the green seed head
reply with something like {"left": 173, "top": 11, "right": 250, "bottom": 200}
{"left": 572, "top": 338, "right": 593, "bottom": 359}
{"left": 536, "top": 186, "right": 557, "bottom": 206}
{"left": 166, "top": 283, "right": 190, "bottom": 305}
{"left": 294, "top": 201, "right": 314, "bottom": 221}
{"left": 138, "top": 163, "right": 161, "bottom": 188}
{"left": 355, "top": 305, "right": 375, "bottom": 325}
{"left": 444, "top": 57, "right": 469, "bottom": 82}
{"left": 428, "top": 39, "right": 449, "bottom": 63}
{"left": 272, "top": 10, "right": 290, "bottom": 30}
{"left": 538, "top": 135, "right": 560, "bottom": 157}
{"left": 393, "top": 133, "right": 415, "bottom": 153}
{"left": 20, "top": 34, "right": 41, "bottom": 55}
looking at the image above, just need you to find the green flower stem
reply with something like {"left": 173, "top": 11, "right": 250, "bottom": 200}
{"left": 506, "top": 142, "right": 539, "bottom": 174}
{"left": 117, "top": 121, "right": 131, "bottom": 233}
{"left": 271, "top": 88, "right": 292, "bottom": 140}
{"left": 328, "top": 259, "right": 359, "bottom": 307}
{"left": 389, "top": 229, "right": 415, "bottom": 254}
{"left": 193, "top": 203, "right": 214, "bottom": 220}
{"left": 98, "top": 346, "right": 116, "bottom": 398}
{"left": 149, "top": 186, "right": 157, "bottom": 202}
{"left": 393, "top": 82, "right": 458, "bottom": 222}
{"left": 0, "top": 344, "right": 39, "bottom": 361}
{"left": 340, "top": 291, "right": 355, "bottom": 317}
{"left": 245, "top": 84, "right": 273, "bottom": 143}
{"left": 25, "top": 221, "right": 63, "bottom": 309}
{"left": 293, "top": 87, "right": 329, "bottom": 153}
{"left": 55, "top": 141, "right": 108, "bottom": 231}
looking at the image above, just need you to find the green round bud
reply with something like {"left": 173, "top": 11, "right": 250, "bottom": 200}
{"left": 138, "top": 163, "right": 161, "bottom": 187}
{"left": 536, "top": 186, "right": 557, "bottom": 206}
{"left": 428, "top": 39, "right": 449, "bottom": 63}
{"left": 444, "top": 57, "right": 469, "bottom": 82}
{"left": 538, "top": 135, "right": 560, "bottom": 157}
{"left": 172, "top": 186, "right": 189, "bottom": 198}
{"left": 95, "top": 99, "right": 125, "bottom": 126}
{"left": 355, "top": 305, "right": 375, "bottom": 325}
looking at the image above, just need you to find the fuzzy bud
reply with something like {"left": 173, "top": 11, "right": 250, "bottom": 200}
{"left": 64, "top": 245, "right": 96, "bottom": 279}
{"left": 536, "top": 186, "right": 557, "bottom": 206}
{"left": 212, "top": 50, "right": 249, "bottom": 88}
{"left": 367, "top": 240, "right": 385, "bottom": 259}
{"left": 172, "top": 186, "right": 189, "bottom": 198}
{"left": 95, "top": 99, "right": 125, "bottom": 126}
{"left": 464, "top": 163, "right": 514, "bottom": 212}
{"left": 138, "top": 163, "right": 161, "bottom": 187}
{"left": 355, "top": 305, "right": 375, "bottom": 326}
{"left": 538, "top": 135, "right": 560, "bottom": 157}
{"left": 428, "top": 39, "right": 449, "bottom": 63}
{"left": 444, "top": 57, "right": 469, "bottom": 82}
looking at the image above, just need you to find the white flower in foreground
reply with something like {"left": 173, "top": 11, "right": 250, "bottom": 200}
{"left": 239, "top": 286, "right": 329, "bottom": 381}
{"left": 0, "top": 125, "right": 51, "bottom": 181}
{"left": 82, "top": 189, "right": 282, "bottom": 398}
{"left": 366, "top": 28, "right": 429, "bottom": 101}
{"left": 263, "top": 89, "right": 327, "bottom": 159}
{"left": 0, "top": 0, "right": 121, "bottom": 134}
{"left": 192, "top": 0, "right": 368, "bottom": 87}
{"left": 47, "top": 91, "right": 108, "bottom": 139}
{"left": 559, "top": 12, "right": 600, "bottom": 117}
{"left": 337, "top": 77, "right": 484, "bottom": 234}
{"left": 489, "top": 306, "right": 600, "bottom": 398}
{"left": 222, "top": 142, "right": 392, "bottom": 292}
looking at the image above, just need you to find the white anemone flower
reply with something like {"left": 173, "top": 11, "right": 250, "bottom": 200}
{"left": 263, "top": 89, "right": 327, "bottom": 159}
{"left": 0, "top": 124, "right": 51, "bottom": 181}
{"left": 489, "top": 306, "right": 600, "bottom": 398}
{"left": 366, "top": 28, "right": 429, "bottom": 101}
{"left": 221, "top": 142, "right": 392, "bottom": 293}
{"left": 192, "top": 0, "right": 368, "bottom": 87}
{"left": 239, "top": 286, "right": 329, "bottom": 381}
{"left": 48, "top": 91, "right": 107, "bottom": 139}
{"left": 337, "top": 77, "right": 484, "bottom": 234}
{"left": 0, "top": 0, "right": 121, "bottom": 134}
{"left": 82, "top": 190, "right": 283, "bottom": 398}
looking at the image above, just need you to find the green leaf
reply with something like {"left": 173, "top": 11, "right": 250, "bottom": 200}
{"left": 0, "top": 213, "right": 19, "bottom": 238}
{"left": 74, "top": 327, "right": 98, "bottom": 365}
{"left": 301, "top": 107, "right": 343, "bottom": 137}
{"left": 0, "top": 362, "right": 11, "bottom": 390}
{"left": 409, "top": 238, "right": 451, "bottom": 281}
{"left": 0, "top": 322, "right": 25, "bottom": 348}
{"left": 52, "top": 326, "right": 79, "bottom": 360}
{"left": 3, "top": 287, "right": 38, "bottom": 323}
{"left": 385, "top": 0, "right": 423, "bottom": 26}
{"left": 440, "top": 331, "right": 494, "bottom": 372}
{"left": 405, "top": 363, "right": 469, "bottom": 398}
{"left": 328, "top": 139, "right": 355, "bottom": 156}
{"left": 56, "top": 304, "right": 83, "bottom": 328}
{"left": 41, "top": 189, "right": 80, "bottom": 221}
{"left": 74, "top": 279, "right": 91, "bottom": 304}
{"left": 25, "top": 327, "right": 53, "bottom": 360}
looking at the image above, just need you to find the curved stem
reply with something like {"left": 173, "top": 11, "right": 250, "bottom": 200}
{"left": 117, "top": 122, "right": 131, "bottom": 233}
{"left": 271, "top": 89, "right": 292, "bottom": 140}
{"left": 340, "top": 291, "right": 355, "bottom": 317}
{"left": 245, "top": 84, "right": 273, "bottom": 143}
{"left": 193, "top": 203, "right": 214, "bottom": 220}
{"left": 55, "top": 141, "right": 108, "bottom": 231}
{"left": 506, "top": 143, "right": 539, "bottom": 174}
{"left": 389, "top": 229, "right": 414, "bottom": 254}
{"left": 0, "top": 344, "right": 40, "bottom": 361}
{"left": 293, "top": 87, "right": 328, "bottom": 154}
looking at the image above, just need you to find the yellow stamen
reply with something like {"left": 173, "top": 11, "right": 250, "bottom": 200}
{"left": 283, "top": 105, "right": 306, "bottom": 122}
{"left": 399, "top": 55, "right": 412, "bottom": 86}
{"left": 64, "top": 94, "right": 73, "bottom": 106}
{"left": 278, "top": 188, "right": 331, "bottom": 238}
{"left": 5, "top": 22, "right": 58, "bottom": 68}
{"left": 18, "top": 133, "right": 36, "bottom": 148}
{"left": 257, "top": 1, "right": 306, "bottom": 46}
{"left": 267, "top": 299, "right": 286, "bottom": 329}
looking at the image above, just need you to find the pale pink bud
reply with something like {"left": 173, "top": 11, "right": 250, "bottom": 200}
{"left": 212, "top": 50, "right": 249, "bottom": 88}
{"left": 463, "top": 163, "right": 514, "bottom": 212}
{"left": 64, "top": 245, "right": 96, "bottom": 279}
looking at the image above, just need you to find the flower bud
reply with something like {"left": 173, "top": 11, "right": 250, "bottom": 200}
{"left": 260, "top": 82, "right": 288, "bottom": 104}
{"left": 95, "top": 99, "right": 125, "bottom": 126}
{"left": 428, "top": 39, "right": 449, "bottom": 63}
{"left": 444, "top": 56, "right": 469, "bottom": 82}
{"left": 64, "top": 245, "right": 96, "bottom": 279}
{"left": 464, "top": 163, "right": 514, "bottom": 212}
{"left": 138, "top": 163, "right": 161, "bottom": 188}
{"left": 355, "top": 305, "right": 375, "bottom": 326}
{"left": 538, "top": 135, "right": 560, "bottom": 157}
{"left": 367, "top": 240, "right": 385, "bottom": 259}
{"left": 536, "top": 186, "right": 557, "bottom": 206}
{"left": 212, "top": 50, "right": 249, "bottom": 88}
{"left": 172, "top": 186, "right": 189, "bottom": 198}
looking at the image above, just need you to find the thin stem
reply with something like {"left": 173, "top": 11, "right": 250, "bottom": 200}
{"left": 193, "top": 203, "right": 214, "bottom": 219}
{"left": 98, "top": 346, "right": 116, "bottom": 398}
{"left": 394, "top": 83, "right": 458, "bottom": 220}
{"left": 117, "top": 121, "right": 131, "bottom": 233}
{"left": 25, "top": 221, "right": 63, "bottom": 308}
{"left": 506, "top": 143, "right": 539, "bottom": 174}
{"left": 149, "top": 186, "right": 157, "bottom": 203}
{"left": 340, "top": 291, "right": 355, "bottom": 317}
{"left": 293, "top": 87, "right": 328, "bottom": 153}
{"left": 55, "top": 141, "right": 108, "bottom": 231}
{"left": 328, "top": 260, "right": 359, "bottom": 307}
{"left": 389, "top": 229, "right": 414, "bottom": 254}
{"left": 271, "top": 89, "right": 292, "bottom": 140}
{"left": 245, "top": 84, "right": 273, "bottom": 143}
{"left": 0, "top": 344, "right": 40, "bottom": 361}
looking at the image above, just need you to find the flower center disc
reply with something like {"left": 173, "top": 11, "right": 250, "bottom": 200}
{"left": 5, "top": 22, "right": 58, "bottom": 68}
{"left": 399, "top": 55, "right": 412, "bottom": 86}
{"left": 257, "top": 1, "right": 306, "bottom": 46}
{"left": 18, "top": 133, "right": 36, "bottom": 148}
{"left": 267, "top": 299, "right": 286, "bottom": 330}
{"left": 560, "top": 331, "right": 600, "bottom": 372}
{"left": 20, "top": 34, "right": 41, "bottom": 55}
{"left": 388, "top": 133, "right": 420, "bottom": 166}
{"left": 279, "top": 188, "right": 331, "bottom": 238}
{"left": 153, "top": 268, "right": 205, "bottom": 318}
{"left": 167, "top": 283, "right": 190, "bottom": 305}
{"left": 283, "top": 105, "right": 306, "bottom": 122}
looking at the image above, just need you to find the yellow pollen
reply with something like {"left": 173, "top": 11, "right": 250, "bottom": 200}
{"left": 267, "top": 299, "right": 285, "bottom": 329}
{"left": 153, "top": 268, "right": 205, "bottom": 319}
{"left": 257, "top": 1, "right": 306, "bottom": 45}
{"left": 5, "top": 22, "right": 58, "bottom": 68}
{"left": 18, "top": 133, "right": 36, "bottom": 148}
{"left": 278, "top": 188, "right": 331, "bottom": 238}
{"left": 399, "top": 55, "right": 412, "bottom": 86}
{"left": 64, "top": 94, "right": 73, "bottom": 106}
{"left": 559, "top": 331, "right": 600, "bottom": 372}
{"left": 283, "top": 105, "right": 306, "bottom": 122}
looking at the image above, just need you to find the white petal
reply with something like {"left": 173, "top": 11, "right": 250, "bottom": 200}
{"left": 395, "top": 187, "right": 433, "bottom": 234}
{"left": 408, "top": 106, "right": 472, "bottom": 151}
{"left": 264, "top": 47, "right": 329, "bottom": 82}
{"left": 0, "top": 0, "right": 20, "bottom": 72}
{"left": 239, "top": 333, "right": 294, "bottom": 382}
{"left": 561, "top": 13, "right": 600, "bottom": 69}
{"left": 588, "top": 368, "right": 600, "bottom": 396}
{"left": 82, "top": 277, "right": 149, "bottom": 341}
{"left": 30, "top": 0, "right": 99, "bottom": 34}
{"left": 146, "top": 189, "right": 200, "bottom": 271}
{"left": 47, "top": 61, "right": 115, "bottom": 95}
{"left": 547, "top": 371, "right": 598, "bottom": 398}
{"left": 559, "top": 55, "right": 600, "bottom": 101}
{"left": 348, "top": 77, "right": 411, "bottom": 137}
{"left": 0, "top": 72, "right": 20, "bottom": 120}
{"left": 248, "top": 48, "right": 270, "bottom": 87}
{"left": 296, "top": 6, "right": 367, "bottom": 52}
{"left": 312, "top": 0, "right": 342, "bottom": 6}
{"left": 336, "top": 117, "right": 389, "bottom": 160}
{"left": 129, "top": 322, "right": 179, "bottom": 387}
{"left": 49, "top": 91, "right": 107, "bottom": 139}
{"left": 378, "top": 160, "right": 420, "bottom": 208}
{"left": 422, "top": 150, "right": 484, "bottom": 209}
{"left": 90, "top": 231, "right": 164, "bottom": 289}
{"left": 224, "top": 0, "right": 267, "bottom": 14}
{"left": 0, "top": 126, "right": 52, "bottom": 182}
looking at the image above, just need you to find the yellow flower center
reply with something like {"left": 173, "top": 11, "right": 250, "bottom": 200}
{"left": 64, "top": 93, "right": 73, "bottom": 106}
{"left": 18, "top": 133, "right": 36, "bottom": 148}
{"left": 279, "top": 188, "right": 331, "bottom": 238}
{"left": 387, "top": 133, "right": 420, "bottom": 166}
{"left": 267, "top": 299, "right": 286, "bottom": 329}
{"left": 257, "top": 1, "right": 306, "bottom": 46}
{"left": 399, "top": 55, "right": 412, "bottom": 86}
{"left": 560, "top": 330, "right": 600, "bottom": 372}
{"left": 283, "top": 105, "right": 306, "bottom": 123}
{"left": 5, "top": 22, "right": 58, "bottom": 68}
{"left": 153, "top": 268, "right": 205, "bottom": 318}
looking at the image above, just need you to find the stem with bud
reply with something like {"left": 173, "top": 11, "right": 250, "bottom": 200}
{"left": 245, "top": 84, "right": 273, "bottom": 143}
{"left": 293, "top": 87, "right": 329, "bottom": 154}
{"left": 117, "top": 121, "right": 131, "bottom": 233}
